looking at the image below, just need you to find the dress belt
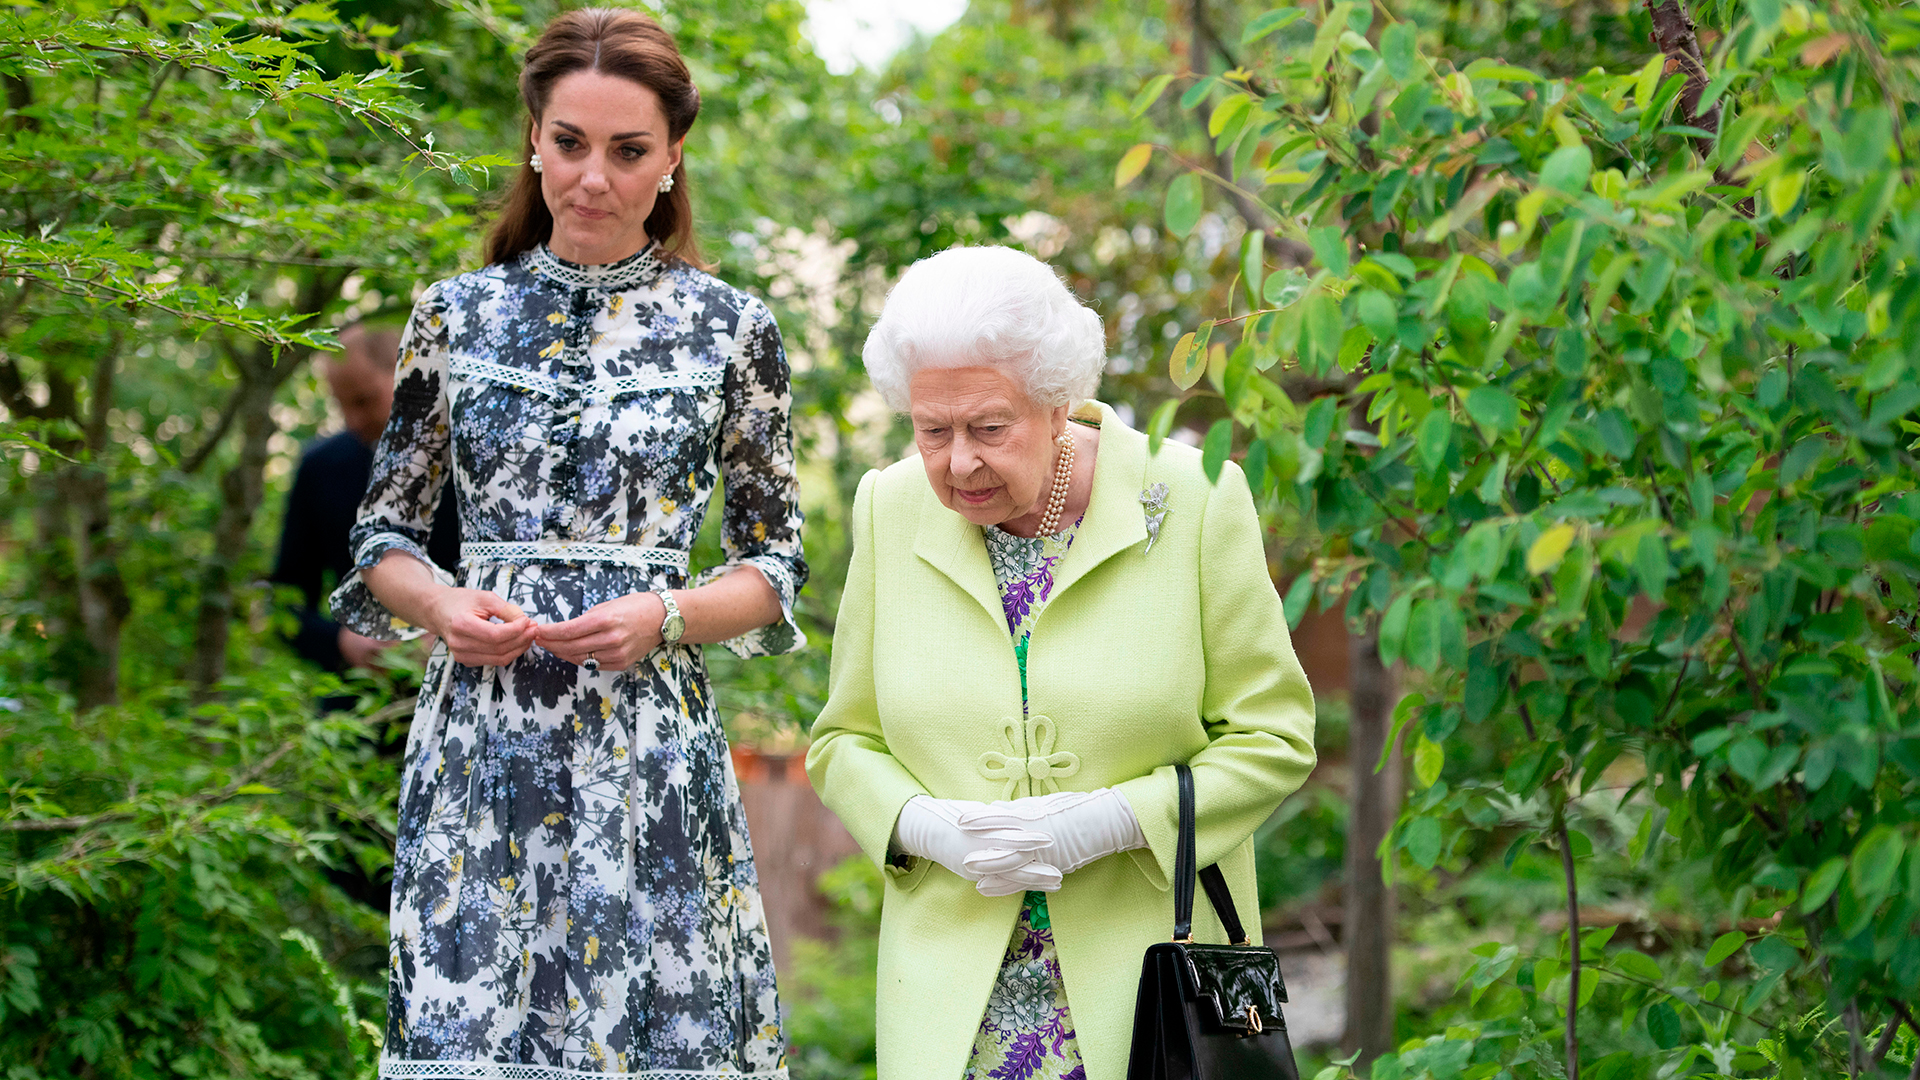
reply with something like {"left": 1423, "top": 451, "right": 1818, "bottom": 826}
{"left": 460, "top": 540, "right": 689, "bottom": 571}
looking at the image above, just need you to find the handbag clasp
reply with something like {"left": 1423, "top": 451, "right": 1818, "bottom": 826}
{"left": 1245, "top": 1004, "right": 1263, "bottom": 1035}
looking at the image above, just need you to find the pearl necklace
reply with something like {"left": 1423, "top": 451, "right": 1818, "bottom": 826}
{"left": 1037, "top": 430, "right": 1076, "bottom": 537}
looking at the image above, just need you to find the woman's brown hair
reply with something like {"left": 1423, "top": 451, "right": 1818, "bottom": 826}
{"left": 484, "top": 9, "right": 703, "bottom": 268}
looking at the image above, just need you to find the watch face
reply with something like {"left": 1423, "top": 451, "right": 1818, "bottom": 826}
{"left": 663, "top": 613, "right": 686, "bottom": 642}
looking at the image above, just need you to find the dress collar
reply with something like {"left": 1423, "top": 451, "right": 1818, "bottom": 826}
{"left": 522, "top": 242, "right": 664, "bottom": 291}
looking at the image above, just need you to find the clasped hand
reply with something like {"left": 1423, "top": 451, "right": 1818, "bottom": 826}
{"left": 894, "top": 789, "right": 1147, "bottom": 897}
{"left": 429, "top": 588, "right": 665, "bottom": 671}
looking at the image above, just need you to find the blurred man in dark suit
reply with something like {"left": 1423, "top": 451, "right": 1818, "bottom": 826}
{"left": 271, "top": 321, "right": 458, "bottom": 672}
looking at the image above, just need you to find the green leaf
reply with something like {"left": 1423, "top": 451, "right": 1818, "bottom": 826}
{"left": 1114, "top": 143, "right": 1154, "bottom": 188}
{"left": 1634, "top": 533, "right": 1670, "bottom": 598}
{"left": 1201, "top": 419, "right": 1233, "bottom": 483}
{"left": 1380, "top": 21, "right": 1418, "bottom": 82}
{"left": 1146, "top": 397, "right": 1180, "bottom": 453}
{"left": 1850, "top": 825, "right": 1906, "bottom": 901}
{"left": 1169, "top": 331, "right": 1206, "bottom": 390}
{"left": 1466, "top": 62, "right": 1542, "bottom": 82}
{"left": 1528, "top": 525, "right": 1576, "bottom": 574}
{"left": 1241, "top": 7, "right": 1307, "bottom": 43}
{"left": 233, "top": 783, "right": 280, "bottom": 795}
{"left": 1208, "top": 93, "right": 1251, "bottom": 138}
{"left": 1378, "top": 592, "right": 1413, "bottom": 666}
{"left": 1633, "top": 53, "right": 1665, "bottom": 109}
{"left": 1646, "top": 1001, "right": 1682, "bottom": 1050}
{"left": 1465, "top": 386, "right": 1520, "bottom": 433}
{"left": 1282, "top": 573, "right": 1313, "bottom": 631}
{"left": 1703, "top": 930, "right": 1747, "bottom": 968}
{"left": 1751, "top": 934, "right": 1800, "bottom": 972}
{"left": 1802, "top": 857, "right": 1847, "bottom": 913}
{"left": 1357, "top": 288, "right": 1397, "bottom": 341}
{"left": 1240, "top": 230, "right": 1266, "bottom": 309}
{"left": 1404, "top": 815, "right": 1442, "bottom": 868}
{"left": 1413, "top": 733, "right": 1445, "bottom": 787}
{"left": 1302, "top": 292, "right": 1343, "bottom": 373}
{"left": 1130, "top": 73, "right": 1177, "bottom": 117}
{"left": 1613, "top": 949, "right": 1663, "bottom": 981}
{"left": 1306, "top": 226, "right": 1351, "bottom": 277}
{"left": 1263, "top": 267, "right": 1311, "bottom": 307}
{"left": 1539, "top": 144, "right": 1593, "bottom": 195}
{"left": 1766, "top": 169, "right": 1805, "bottom": 218}
{"left": 1408, "top": 598, "right": 1442, "bottom": 671}
{"left": 1165, "top": 173, "right": 1204, "bottom": 237}
{"left": 1416, "top": 409, "right": 1451, "bottom": 473}
{"left": 1309, "top": 4, "right": 1355, "bottom": 73}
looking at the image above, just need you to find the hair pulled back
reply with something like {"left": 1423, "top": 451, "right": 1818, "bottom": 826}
{"left": 484, "top": 8, "right": 703, "bottom": 267}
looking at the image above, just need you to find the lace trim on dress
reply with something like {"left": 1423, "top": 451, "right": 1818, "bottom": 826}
{"left": 380, "top": 1062, "right": 789, "bottom": 1080}
{"left": 449, "top": 356, "right": 725, "bottom": 401}
{"left": 522, "top": 242, "right": 665, "bottom": 291}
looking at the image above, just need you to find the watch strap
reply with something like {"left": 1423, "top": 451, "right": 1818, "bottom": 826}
{"left": 653, "top": 587, "right": 685, "bottom": 643}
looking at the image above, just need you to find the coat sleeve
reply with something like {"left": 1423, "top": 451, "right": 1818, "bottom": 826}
{"left": 327, "top": 282, "right": 458, "bottom": 639}
{"left": 804, "top": 470, "right": 933, "bottom": 888}
{"left": 693, "top": 297, "right": 809, "bottom": 657}
{"left": 1113, "top": 460, "right": 1318, "bottom": 889}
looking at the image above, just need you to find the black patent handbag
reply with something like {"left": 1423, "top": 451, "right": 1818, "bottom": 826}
{"left": 1125, "top": 764, "right": 1301, "bottom": 1080}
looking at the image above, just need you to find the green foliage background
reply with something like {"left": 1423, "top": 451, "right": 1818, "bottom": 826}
{"left": 4, "top": 0, "right": 1918, "bottom": 1078}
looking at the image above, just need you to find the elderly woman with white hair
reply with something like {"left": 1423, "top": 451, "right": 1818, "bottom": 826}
{"left": 806, "top": 246, "right": 1317, "bottom": 1080}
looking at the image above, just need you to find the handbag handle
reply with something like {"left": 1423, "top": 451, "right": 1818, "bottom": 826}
{"left": 1173, "top": 763, "right": 1251, "bottom": 946}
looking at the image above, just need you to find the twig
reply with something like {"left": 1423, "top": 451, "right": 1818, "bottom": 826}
{"left": 1723, "top": 600, "right": 1768, "bottom": 711}
{"left": 1512, "top": 671, "right": 1579, "bottom": 1078}
{"left": 1559, "top": 805, "right": 1582, "bottom": 1080}
{"left": 0, "top": 740, "right": 297, "bottom": 831}
{"left": 179, "top": 388, "right": 244, "bottom": 475}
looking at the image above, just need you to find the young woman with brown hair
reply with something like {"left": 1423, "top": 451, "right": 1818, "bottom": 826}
{"left": 330, "top": 10, "right": 804, "bottom": 1077}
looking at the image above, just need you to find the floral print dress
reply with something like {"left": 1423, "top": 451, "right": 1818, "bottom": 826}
{"left": 329, "top": 243, "right": 805, "bottom": 1080}
{"left": 966, "top": 520, "right": 1088, "bottom": 1080}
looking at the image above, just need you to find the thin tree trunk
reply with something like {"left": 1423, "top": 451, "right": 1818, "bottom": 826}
{"left": 1343, "top": 627, "right": 1400, "bottom": 1066}
{"left": 65, "top": 332, "right": 129, "bottom": 708}
{"left": 189, "top": 373, "right": 276, "bottom": 688}
{"left": 187, "top": 270, "right": 339, "bottom": 689}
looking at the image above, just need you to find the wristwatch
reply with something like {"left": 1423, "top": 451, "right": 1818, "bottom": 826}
{"left": 653, "top": 588, "right": 685, "bottom": 645}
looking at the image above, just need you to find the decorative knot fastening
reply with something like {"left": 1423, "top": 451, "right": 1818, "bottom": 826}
{"left": 977, "top": 714, "right": 1081, "bottom": 798}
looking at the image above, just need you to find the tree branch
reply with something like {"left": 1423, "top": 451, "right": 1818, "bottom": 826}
{"left": 1560, "top": 809, "right": 1582, "bottom": 1080}
{"left": 179, "top": 386, "right": 244, "bottom": 475}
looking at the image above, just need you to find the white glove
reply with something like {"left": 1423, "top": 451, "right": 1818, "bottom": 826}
{"left": 959, "top": 788, "right": 1147, "bottom": 875}
{"left": 893, "top": 796, "right": 1063, "bottom": 896}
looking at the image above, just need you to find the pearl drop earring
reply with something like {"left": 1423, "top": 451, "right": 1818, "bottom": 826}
{"left": 530, "top": 153, "right": 543, "bottom": 174}
{"left": 657, "top": 173, "right": 675, "bottom": 194}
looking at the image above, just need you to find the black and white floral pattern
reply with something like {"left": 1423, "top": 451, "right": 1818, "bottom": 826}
{"left": 330, "top": 243, "right": 805, "bottom": 1079}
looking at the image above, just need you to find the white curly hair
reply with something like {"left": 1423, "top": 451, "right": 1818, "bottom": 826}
{"left": 862, "top": 246, "right": 1105, "bottom": 412}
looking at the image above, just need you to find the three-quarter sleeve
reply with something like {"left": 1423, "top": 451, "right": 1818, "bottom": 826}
{"left": 692, "top": 297, "right": 809, "bottom": 657}
{"left": 1113, "top": 460, "right": 1319, "bottom": 888}
{"left": 327, "top": 282, "right": 459, "bottom": 639}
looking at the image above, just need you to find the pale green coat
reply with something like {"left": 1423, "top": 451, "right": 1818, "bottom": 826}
{"left": 804, "top": 403, "right": 1317, "bottom": 1080}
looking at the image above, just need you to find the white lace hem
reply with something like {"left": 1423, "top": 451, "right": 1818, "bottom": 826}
{"left": 380, "top": 1061, "right": 788, "bottom": 1080}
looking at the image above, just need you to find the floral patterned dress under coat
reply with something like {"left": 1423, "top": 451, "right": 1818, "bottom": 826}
{"left": 966, "top": 520, "right": 1088, "bottom": 1080}
{"left": 330, "top": 243, "right": 806, "bottom": 1080}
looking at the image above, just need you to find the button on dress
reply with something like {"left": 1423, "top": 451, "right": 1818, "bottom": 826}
{"left": 330, "top": 243, "right": 806, "bottom": 1079}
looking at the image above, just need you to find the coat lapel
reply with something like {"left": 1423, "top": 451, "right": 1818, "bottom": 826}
{"left": 911, "top": 401, "right": 1150, "bottom": 628}
{"left": 1047, "top": 401, "right": 1148, "bottom": 603}
{"left": 912, "top": 481, "right": 1006, "bottom": 628}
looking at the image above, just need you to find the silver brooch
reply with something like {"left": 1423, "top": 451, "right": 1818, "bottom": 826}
{"left": 1140, "top": 483, "right": 1171, "bottom": 554}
